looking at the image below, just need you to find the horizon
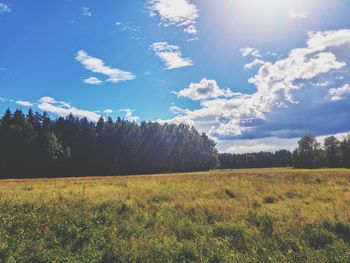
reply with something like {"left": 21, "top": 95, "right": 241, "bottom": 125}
{"left": 1, "top": 0, "right": 350, "bottom": 153}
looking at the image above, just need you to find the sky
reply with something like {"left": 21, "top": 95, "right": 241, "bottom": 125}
{"left": 0, "top": 0, "right": 350, "bottom": 153}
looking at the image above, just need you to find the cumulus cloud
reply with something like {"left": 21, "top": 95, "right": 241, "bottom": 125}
{"left": 0, "top": 3, "right": 11, "bottom": 13}
{"left": 329, "top": 84, "right": 350, "bottom": 101}
{"left": 290, "top": 10, "right": 309, "bottom": 19}
{"left": 84, "top": 77, "right": 103, "bottom": 85}
{"left": 151, "top": 42, "right": 193, "bottom": 69}
{"left": 120, "top": 109, "right": 139, "bottom": 122}
{"left": 184, "top": 24, "right": 197, "bottom": 34}
{"left": 168, "top": 29, "right": 350, "bottom": 150}
{"left": 240, "top": 47, "right": 262, "bottom": 58}
{"left": 148, "top": 0, "right": 198, "bottom": 34}
{"left": 104, "top": 109, "right": 113, "bottom": 114}
{"left": 16, "top": 100, "right": 33, "bottom": 107}
{"left": 38, "top": 97, "right": 100, "bottom": 122}
{"left": 170, "top": 105, "right": 190, "bottom": 115}
{"left": 82, "top": 7, "right": 92, "bottom": 17}
{"left": 76, "top": 50, "right": 135, "bottom": 83}
{"left": 176, "top": 78, "right": 234, "bottom": 101}
{"left": 244, "top": 59, "right": 265, "bottom": 70}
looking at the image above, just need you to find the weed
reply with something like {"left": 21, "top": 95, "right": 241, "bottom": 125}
{"left": 224, "top": 189, "right": 236, "bottom": 199}
{"left": 263, "top": 195, "right": 278, "bottom": 204}
{"left": 213, "top": 223, "right": 249, "bottom": 252}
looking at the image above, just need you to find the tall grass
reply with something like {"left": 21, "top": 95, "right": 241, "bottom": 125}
{"left": 0, "top": 168, "right": 349, "bottom": 262}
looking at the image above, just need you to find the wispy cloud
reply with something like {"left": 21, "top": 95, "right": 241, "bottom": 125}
{"left": 240, "top": 47, "right": 262, "bottom": 58}
{"left": 38, "top": 97, "right": 100, "bottom": 122}
{"left": 0, "top": 3, "right": 11, "bottom": 13}
{"left": 329, "top": 84, "right": 350, "bottom": 101}
{"left": 104, "top": 109, "right": 113, "bottom": 114}
{"left": 82, "top": 7, "right": 92, "bottom": 17}
{"left": 16, "top": 100, "right": 33, "bottom": 107}
{"left": 76, "top": 50, "right": 135, "bottom": 84}
{"left": 290, "top": 10, "right": 309, "bottom": 19}
{"left": 148, "top": 0, "right": 198, "bottom": 35}
{"left": 244, "top": 59, "right": 265, "bottom": 70}
{"left": 84, "top": 76, "right": 103, "bottom": 85}
{"left": 151, "top": 42, "right": 193, "bottom": 69}
{"left": 115, "top": 21, "right": 140, "bottom": 32}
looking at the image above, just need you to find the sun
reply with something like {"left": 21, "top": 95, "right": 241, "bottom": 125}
{"left": 233, "top": 0, "right": 306, "bottom": 23}
{"left": 208, "top": 0, "right": 318, "bottom": 42}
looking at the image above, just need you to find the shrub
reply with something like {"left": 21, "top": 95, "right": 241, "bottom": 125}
{"left": 176, "top": 243, "right": 199, "bottom": 262}
{"left": 304, "top": 226, "right": 335, "bottom": 249}
{"left": 325, "top": 222, "right": 350, "bottom": 244}
{"left": 173, "top": 220, "right": 199, "bottom": 241}
{"left": 249, "top": 213, "right": 274, "bottom": 237}
{"left": 263, "top": 196, "right": 278, "bottom": 204}
{"left": 213, "top": 223, "right": 249, "bottom": 252}
{"left": 224, "top": 189, "right": 236, "bottom": 199}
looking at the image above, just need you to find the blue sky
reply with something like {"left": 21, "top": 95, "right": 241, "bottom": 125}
{"left": 1, "top": 0, "right": 350, "bottom": 152}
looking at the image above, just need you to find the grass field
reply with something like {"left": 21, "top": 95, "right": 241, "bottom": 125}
{"left": 0, "top": 168, "right": 350, "bottom": 262}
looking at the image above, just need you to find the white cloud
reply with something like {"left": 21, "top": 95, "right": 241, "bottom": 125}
{"left": 39, "top": 97, "right": 56, "bottom": 104}
{"left": 329, "top": 84, "right": 350, "bottom": 101}
{"left": 84, "top": 77, "right": 103, "bottom": 85}
{"left": 176, "top": 78, "right": 234, "bottom": 101}
{"left": 82, "top": 7, "right": 92, "bottom": 17}
{"left": 76, "top": 50, "right": 135, "bottom": 83}
{"left": 38, "top": 97, "right": 100, "bottom": 122}
{"left": 104, "top": 109, "right": 113, "bottom": 114}
{"left": 120, "top": 109, "right": 139, "bottom": 122}
{"left": 244, "top": 59, "right": 265, "bottom": 70}
{"left": 266, "top": 51, "right": 278, "bottom": 57}
{"left": 115, "top": 21, "right": 140, "bottom": 32}
{"left": 184, "top": 24, "right": 197, "bottom": 34}
{"left": 307, "top": 29, "right": 350, "bottom": 52}
{"left": 290, "top": 10, "right": 309, "bottom": 19}
{"left": 240, "top": 47, "right": 262, "bottom": 58}
{"left": 167, "top": 29, "right": 350, "bottom": 146}
{"left": 148, "top": 0, "right": 198, "bottom": 34}
{"left": 151, "top": 42, "right": 193, "bottom": 69}
{"left": 219, "top": 137, "right": 299, "bottom": 153}
{"left": 170, "top": 105, "right": 190, "bottom": 115}
{"left": 16, "top": 100, "right": 33, "bottom": 107}
{"left": 0, "top": 3, "right": 11, "bottom": 13}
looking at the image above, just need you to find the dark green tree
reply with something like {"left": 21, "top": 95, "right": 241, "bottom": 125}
{"left": 340, "top": 135, "right": 350, "bottom": 168}
{"left": 293, "top": 134, "right": 324, "bottom": 168}
{"left": 324, "top": 136, "right": 342, "bottom": 168}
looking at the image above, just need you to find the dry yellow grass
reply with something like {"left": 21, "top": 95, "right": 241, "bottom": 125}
{"left": 0, "top": 168, "right": 350, "bottom": 262}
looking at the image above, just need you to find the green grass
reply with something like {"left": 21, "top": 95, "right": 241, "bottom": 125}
{"left": 0, "top": 168, "right": 350, "bottom": 262}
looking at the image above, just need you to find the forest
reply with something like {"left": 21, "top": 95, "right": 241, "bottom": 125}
{"left": 0, "top": 108, "right": 349, "bottom": 178}
{"left": 219, "top": 134, "right": 350, "bottom": 169}
{"left": 0, "top": 109, "right": 218, "bottom": 178}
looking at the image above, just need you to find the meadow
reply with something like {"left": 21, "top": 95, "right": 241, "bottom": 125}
{"left": 0, "top": 168, "right": 350, "bottom": 262}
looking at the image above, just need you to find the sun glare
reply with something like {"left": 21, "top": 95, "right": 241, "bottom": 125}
{"left": 234, "top": 0, "right": 307, "bottom": 23}
{"left": 209, "top": 0, "right": 322, "bottom": 42}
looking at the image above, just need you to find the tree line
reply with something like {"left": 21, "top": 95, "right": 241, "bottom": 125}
{"left": 0, "top": 109, "right": 349, "bottom": 178}
{"left": 219, "top": 134, "right": 350, "bottom": 169}
{"left": 0, "top": 109, "right": 219, "bottom": 178}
